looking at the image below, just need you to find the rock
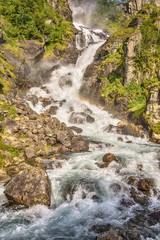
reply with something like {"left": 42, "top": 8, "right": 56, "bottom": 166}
{"left": 69, "top": 126, "right": 83, "bottom": 133}
{"left": 69, "top": 112, "right": 95, "bottom": 124}
{"left": 46, "top": 137, "right": 57, "bottom": 145}
{"left": 56, "top": 130, "right": 72, "bottom": 147}
{"left": 95, "top": 226, "right": 125, "bottom": 240}
{"left": 71, "top": 136, "right": 89, "bottom": 152}
{"left": 117, "top": 137, "right": 123, "bottom": 142}
{"left": 25, "top": 145, "right": 37, "bottom": 159}
{"left": 5, "top": 117, "right": 18, "bottom": 134}
{"left": 86, "top": 114, "right": 95, "bottom": 123}
{"left": 4, "top": 167, "right": 51, "bottom": 207}
{"left": 149, "top": 211, "right": 160, "bottom": 221}
{"left": 59, "top": 73, "right": 72, "bottom": 89}
{"left": 104, "top": 124, "right": 117, "bottom": 133}
{"left": 137, "top": 178, "right": 155, "bottom": 193}
{"left": 45, "top": 126, "right": 54, "bottom": 137}
{"left": 99, "top": 153, "right": 117, "bottom": 168}
{"left": 0, "top": 169, "right": 10, "bottom": 183}
{"left": 47, "top": 105, "right": 58, "bottom": 115}
{"left": 130, "top": 187, "right": 149, "bottom": 206}
{"left": 42, "top": 98, "right": 52, "bottom": 107}
{"left": 26, "top": 95, "right": 38, "bottom": 106}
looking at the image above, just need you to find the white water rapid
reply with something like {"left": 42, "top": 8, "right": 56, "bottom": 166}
{"left": 0, "top": 22, "right": 160, "bottom": 240}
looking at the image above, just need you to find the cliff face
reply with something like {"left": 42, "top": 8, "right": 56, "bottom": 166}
{"left": 80, "top": 4, "right": 160, "bottom": 142}
{"left": 126, "top": 0, "right": 160, "bottom": 14}
{"left": 0, "top": 0, "right": 78, "bottom": 93}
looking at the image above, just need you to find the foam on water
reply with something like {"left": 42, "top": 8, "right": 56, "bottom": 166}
{"left": 1, "top": 21, "right": 160, "bottom": 240}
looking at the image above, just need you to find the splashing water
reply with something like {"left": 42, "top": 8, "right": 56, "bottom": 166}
{"left": 0, "top": 21, "right": 160, "bottom": 240}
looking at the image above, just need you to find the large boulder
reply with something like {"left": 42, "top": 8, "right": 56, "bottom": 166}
{"left": 99, "top": 153, "right": 117, "bottom": 168}
{"left": 4, "top": 167, "right": 51, "bottom": 207}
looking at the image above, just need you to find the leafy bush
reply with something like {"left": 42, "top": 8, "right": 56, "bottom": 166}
{"left": 0, "top": 0, "right": 73, "bottom": 50}
{"left": 152, "top": 122, "right": 160, "bottom": 134}
{"left": 128, "top": 95, "right": 146, "bottom": 117}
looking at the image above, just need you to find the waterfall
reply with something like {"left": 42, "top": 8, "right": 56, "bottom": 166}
{"left": 0, "top": 8, "right": 160, "bottom": 240}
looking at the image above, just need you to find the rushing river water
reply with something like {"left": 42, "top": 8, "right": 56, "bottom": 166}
{"left": 0, "top": 16, "right": 160, "bottom": 240}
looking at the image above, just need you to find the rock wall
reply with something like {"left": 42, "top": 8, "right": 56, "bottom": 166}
{"left": 80, "top": 5, "right": 160, "bottom": 142}
{"left": 126, "top": 0, "right": 160, "bottom": 14}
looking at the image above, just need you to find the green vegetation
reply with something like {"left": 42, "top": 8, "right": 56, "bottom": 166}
{"left": 128, "top": 95, "right": 146, "bottom": 118}
{"left": 90, "top": 0, "right": 128, "bottom": 32}
{"left": 100, "top": 5, "right": 160, "bottom": 119}
{"left": 134, "top": 6, "right": 160, "bottom": 73}
{"left": 0, "top": 136, "right": 21, "bottom": 158}
{"left": 0, "top": 0, "right": 74, "bottom": 52}
{"left": 1, "top": 102, "right": 17, "bottom": 118}
{"left": 152, "top": 122, "right": 160, "bottom": 134}
{"left": 0, "top": 115, "right": 4, "bottom": 121}
{"left": 0, "top": 152, "right": 6, "bottom": 167}
{"left": 0, "top": 53, "right": 16, "bottom": 94}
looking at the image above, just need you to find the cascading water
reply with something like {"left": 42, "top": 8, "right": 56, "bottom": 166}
{"left": 0, "top": 11, "right": 160, "bottom": 240}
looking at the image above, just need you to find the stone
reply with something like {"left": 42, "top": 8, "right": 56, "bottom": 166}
{"left": 137, "top": 178, "right": 155, "bottom": 192}
{"left": 69, "top": 126, "right": 83, "bottom": 134}
{"left": 95, "top": 226, "right": 125, "bottom": 240}
{"left": 99, "top": 153, "right": 117, "bottom": 168}
{"left": 5, "top": 117, "right": 18, "bottom": 134}
{"left": 45, "top": 126, "right": 54, "bottom": 137}
{"left": 42, "top": 98, "right": 52, "bottom": 107}
{"left": 25, "top": 145, "right": 37, "bottom": 159}
{"left": 4, "top": 167, "right": 51, "bottom": 207}
{"left": 26, "top": 95, "right": 38, "bottom": 106}
{"left": 0, "top": 169, "right": 10, "bottom": 183}
{"left": 47, "top": 105, "right": 58, "bottom": 115}
{"left": 56, "top": 130, "right": 72, "bottom": 147}
{"left": 69, "top": 112, "right": 95, "bottom": 124}
{"left": 71, "top": 136, "right": 89, "bottom": 152}
{"left": 149, "top": 211, "right": 160, "bottom": 221}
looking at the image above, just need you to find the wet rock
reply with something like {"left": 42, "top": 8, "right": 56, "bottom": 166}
{"left": 109, "top": 183, "right": 122, "bottom": 193}
{"left": 59, "top": 99, "right": 66, "bottom": 107}
{"left": 26, "top": 95, "right": 38, "bottom": 106}
{"left": 46, "top": 105, "right": 58, "bottom": 115}
{"left": 25, "top": 145, "right": 37, "bottom": 159}
{"left": 4, "top": 167, "right": 51, "bottom": 207}
{"left": 104, "top": 124, "right": 117, "bottom": 133}
{"left": 42, "top": 98, "right": 52, "bottom": 107}
{"left": 137, "top": 178, "right": 155, "bottom": 193}
{"left": 86, "top": 115, "right": 95, "bottom": 123}
{"left": 71, "top": 136, "right": 89, "bottom": 152}
{"left": 59, "top": 73, "right": 72, "bottom": 89}
{"left": 117, "top": 137, "right": 123, "bottom": 142}
{"left": 41, "top": 86, "right": 50, "bottom": 94}
{"left": 120, "top": 196, "right": 135, "bottom": 208}
{"left": 69, "top": 126, "right": 83, "bottom": 134}
{"left": 95, "top": 226, "right": 126, "bottom": 240}
{"left": 69, "top": 112, "right": 95, "bottom": 124}
{"left": 130, "top": 187, "right": 149, "bottom": 206}
{"left": 149, "top": 211, "right": 160, "bottom": 221}
{"left": 99, "top": 153, "right": 117, "bottom": 168}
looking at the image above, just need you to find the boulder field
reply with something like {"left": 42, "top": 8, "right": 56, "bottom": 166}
{"left": 0, "top": 95, "right": 89, "bottom": 206}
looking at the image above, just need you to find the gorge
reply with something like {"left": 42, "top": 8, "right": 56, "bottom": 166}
{"left": 0, "top": 0, "right": 160, "bottom": 239}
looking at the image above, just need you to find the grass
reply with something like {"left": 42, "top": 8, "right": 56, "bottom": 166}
{"left": 0, "top": 136, "right": 21, "bottom": 158}
{"left": 152, "top": 122, "right": 160, "bottom": 134}
{"left": 1, "top": 102, "right": 17, "bottom": 118}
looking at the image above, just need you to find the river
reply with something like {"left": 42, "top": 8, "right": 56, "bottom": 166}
{"left": 0, "top": 10, "right": 160, "bottom": 240}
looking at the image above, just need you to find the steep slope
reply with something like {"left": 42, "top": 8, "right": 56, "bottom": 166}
{"left": 0, "top": 0, "right": 78, "bottom": 94}
{"left": 80, "top": 4, "right": 160, "bottom": 142}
